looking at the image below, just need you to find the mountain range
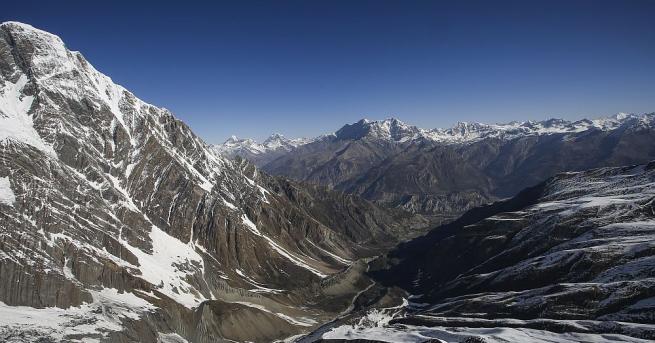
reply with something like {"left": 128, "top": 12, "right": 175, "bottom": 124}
{"left": 212, "top": 134, "right": 314, "bottom": 166}
{"left": 1, "top": 22, "right": 654, "bottom": 343}
{"left": 216, "top": 114, "right": 655, "bottom": 220}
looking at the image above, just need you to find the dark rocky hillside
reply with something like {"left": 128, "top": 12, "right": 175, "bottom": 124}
{"left": 301, "top": 162, "right": 655, "bottom": 342}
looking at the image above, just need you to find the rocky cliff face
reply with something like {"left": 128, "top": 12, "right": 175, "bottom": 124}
{"left": 304, "top": 162, "right": 655, "bottom": 342}
{"left": 0, "top": 22, "right": 427, "bottom": 342}
{"left": 259, "top": 115, "right": 655, "bottom": 218}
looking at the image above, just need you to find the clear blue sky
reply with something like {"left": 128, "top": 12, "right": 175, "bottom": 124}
{"left": 5, "top": 1, "right": 655, "bottom": 143}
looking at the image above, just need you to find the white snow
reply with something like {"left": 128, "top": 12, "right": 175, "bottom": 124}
{"left": 306, "top": 239, "right": 351, "bottom": 265}
{"left": 262, "top": 243, "right": 327, "bottom": 279}
{"left": 241, "top": 214, "right": 262, "bottom": 235}
{"left": 0, "top": 288, "right": 154, "bottom": 342}
{"left": 157, "top": 332, "right": 189, "bottom": 343}
{"left": 216, "top": 113, "right": 655, "bottom": 150}
{"left": 323, "top": 324, "right": 653, "bottom": 343}
{"left": 1, "top": 23, "right": 138, "bottom": 148}
{"left": 212, "top": 133, "right": 315, "bottom": 157}
{"left": 420, "top": 113, "right": 653, "bottom": 144}
{"left": 91, "top": 288, "right": 156, "bottom": 314}
{"left": 0, "top": 302, "right": 119, "bottom": 342}
{"left": 119, "top": 224, "right": 206, "bottom": 309}
{"left": 222, "top": 198, "right": 237, "bottom": 210}
{"left": 241, "top": 214, "right": 327, "bottom": 278}
{"left": 228, "top": 300, "right": 316, "bottom": 327}
{"left": 92, "top": 73, "right": 133, "bottom": 144}
{"left": 0, "top": 176, "right": 15, "bottom": 206}
{"left": 323, "top": 299, "right": 653, "bottom": 343}
{"left": 235, "top": 269, "right": 285, "bottom": 294}
{"left": 0, "top": 75, "right": 56, "bottom": 156}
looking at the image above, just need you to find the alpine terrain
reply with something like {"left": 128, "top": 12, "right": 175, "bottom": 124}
{"left": 2, "top": 20, "right": 655, "bottom": 343}
{"left": 217, "top": 115, "right": 655, "bottom": 220}
{"left": 302, "top": 162, "right": 655, "bottom": 342}
{"left": 0, "top": 22, "right": 429, "bottom": 342}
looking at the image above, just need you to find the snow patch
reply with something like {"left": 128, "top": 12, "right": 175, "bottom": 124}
{"left": 119, "top": 225, "right": 206, "bottom": 309}
{"left": 0, "top": 75, "right": 56, "bottom": 156}
{"left": 0, "top": 288, "right": 154, "bottom": 342}
{"left": 228, "top": 300, "right": 316, "bottom": 327}
{"left": 157, "top": 332, "right": 189, "bottom": 343}
{"left": 306, "top": 239, "right": 351, "bottom": 265}
{"left": 323, "top": 324, "right": 653, "bottom": 343}
{"left": 0, "top": 176, "right": 15, "bottom": 206}
{"left": 91, "top": 288, "right": 156, "bottom": 316}
{"left": 241, "top": 214, "right": 327, "bottom": 278}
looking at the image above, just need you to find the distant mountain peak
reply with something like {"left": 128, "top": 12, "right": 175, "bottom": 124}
{"left": 262, "top": 133, "right": 290, "bottom": 145}
{"left": 614, "top": 112, "right": 631, "bottom": 120}
{"left": 333, "top": 117, "right": 420, "bottom": 142}
{"left": 265, "top": 132, "right": 285, "bottom": 140}
{"left": 211, "top": 131, "right": 315, "bottom": 165}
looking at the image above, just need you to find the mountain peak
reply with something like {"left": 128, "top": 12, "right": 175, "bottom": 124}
{"left": 0, "top": 22, "right": 66, "bottom": 47}
{"left": 263, "top": 133, "right": 285, "bottom": 143}
{"left": 212, "top": 131, "right": 315, "bottom": 165}
{"left": 614, "top": 112, "right": 632, "bottom": 121}
{"left": 0, "top": 20, "right": 69, "bottom": 61}
{"left": 1, "top": 21, "right": 44, "bottom": 33}
{"left": 335, "top": 117, "right": 419, "bottom": 142}
{"left": 381, "top": 117, "right": 403, "bottom": 124}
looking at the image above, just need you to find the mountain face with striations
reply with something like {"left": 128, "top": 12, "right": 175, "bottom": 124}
{"left": 302, "top": 162, "right": 655, "bottom": 342}
{"left": 220, "top": 115, "right": 655, "bottom": 219}
{"left": 0, "top": 22, "right": 429, "bottom": 342}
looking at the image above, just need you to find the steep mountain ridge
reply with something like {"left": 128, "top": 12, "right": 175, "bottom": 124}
{"left": 0, "top": 22, "right": 427, "bottom": 342}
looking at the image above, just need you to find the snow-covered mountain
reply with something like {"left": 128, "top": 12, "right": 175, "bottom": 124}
{"left": 332, "top": 118, "right": 423, "bottom": 142}
{"left": 303, "top": 162, "right": 655, "bottom": 342}
{"left": 211, "top": 133, "right": 314, "bottom": 165}
{"left": 0, "top": 22, "right": 428, "bottom": 342}
{"left": 217, "top": 113, "right": 654, "bottom": 163}
{"left": 423, "top": 112, "right": 654, "bottom": 143}
{"left": 261, "top": 113, "right": 655, "bottom": 217}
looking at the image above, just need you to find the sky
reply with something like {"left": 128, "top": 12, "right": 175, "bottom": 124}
{"left": 4, "top": 1, "right": 655, "bottom": 143}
